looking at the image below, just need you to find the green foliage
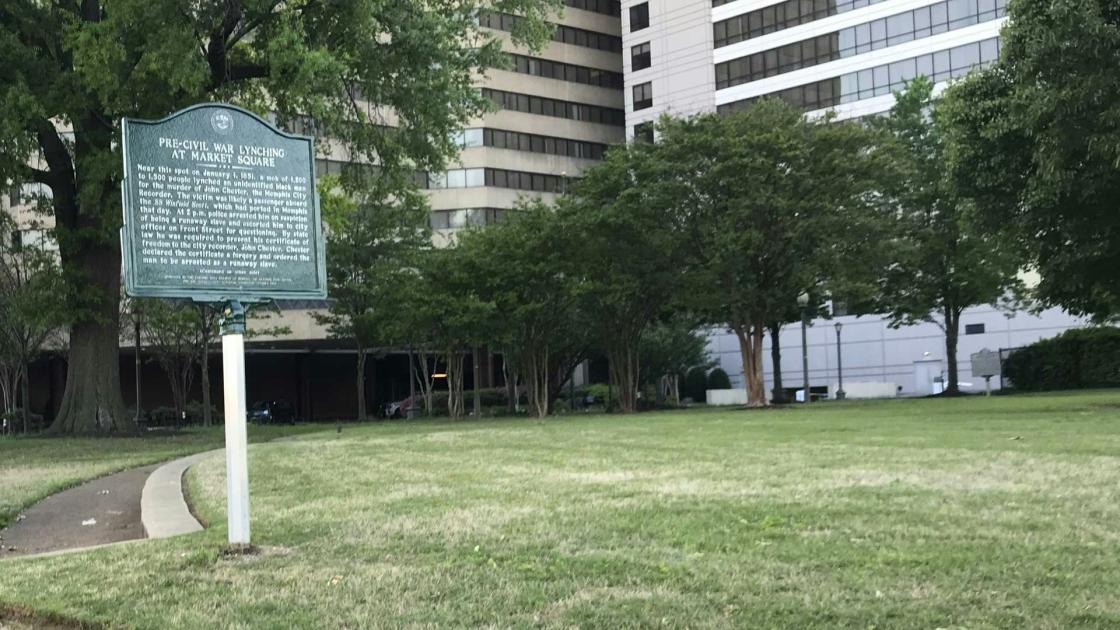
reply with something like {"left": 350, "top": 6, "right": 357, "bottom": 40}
{"left": 1003, "top": 328, "right": 1120, "bottom": 391}
{"left": 638, "top": 318, "right": 712, "bottom": 387}
{"left": 452, "top": 202, "right": 592, "bottom": 417}
{"left": 683, "top": 367, "right": 709, "bottom": 403}
{"left": 0, "top": 219, "right": 65, "bottom": 429}
{"left": 0, "top": 0, "right": 559, "bottom": 432}
{"left": 563, "top": 144, "right": 685, "bottom": 413}
{"left": 875, "top": 77, "right": 1023, "bottom": 394}
{"left": 650, "top": 100, "right": 893, "bottom": 405}
{"left": 315, "top": 174, "right": 429, "bottom": 351}
{"left": 707, "top": 368, "right": 732, "bottom": 390}
{"left": 942, "top": 0, "right": 1120, "bottom": 320}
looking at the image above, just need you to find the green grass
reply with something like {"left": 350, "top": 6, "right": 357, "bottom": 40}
{"left": 3, "top": 391, "right": 1120, "bottom": 628}
{"left": 0, "top": 424, "right": 325, "bottom": 529}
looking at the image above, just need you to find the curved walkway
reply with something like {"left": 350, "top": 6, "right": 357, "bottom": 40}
{"left": 0, "top": 449, "right": 219, "bottom": 559}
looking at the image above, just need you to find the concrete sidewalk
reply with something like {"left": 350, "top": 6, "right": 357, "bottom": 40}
{"left": 0, "top": 449, "right": 220, "bottom": 560}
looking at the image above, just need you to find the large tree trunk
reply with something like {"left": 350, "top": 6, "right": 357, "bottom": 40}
{"left": 769, "top": 323, "right": 786, "bottom": 404}
{"left": 49, "top": 243, "right": 134, "bottom": 435}
{"left": 944, "top": 308, "right": 961, "bottom": 396}
{"left": 356, "top": 347, "right": 367, "bottom": 421}
{"left": 734, "top": 322, "right": 768, "bottom": 408}
{"left": 607, "top": 342, "right": 639, "bottom": 413}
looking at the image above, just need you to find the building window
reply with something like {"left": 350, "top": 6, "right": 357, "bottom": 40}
{"left": 483, "top": 128, "right": 607, "bottom": 160}
{"left": 483, "top": 88, "right": 626, "bottom": 126}
{"left": 965, "top": 323, "right": 986, "bottom": 335}
{"left": 630, "top": 2, "right": 649, "bottom": 32}
{"left": 480, "top": 13, "right": 622, "bottom": 53}
{"left": 633, "top": 122, "right": 654, "bottom": 143}
{"left": 430, "top": 208, "right": 508, "bottom": 230}
{"left": 503, "top": 54, "right": 624, "bottom": 89}
{"left": 713, "top": 0, "right": 1008, "bottom": 90}
{"left": 713, "top": 0, "right": 891, "bottom": 48}
{"left": 717, "top": 37, "right": 1002, "bottom": 114}
{"left": 633, "top": 82, "right": 653, "bottom": 110}
{"left": 631, "top": 42, "right": 651, "bottom": 71}
{"left": 566, "top": 0, "right": 621, "bottom": 16}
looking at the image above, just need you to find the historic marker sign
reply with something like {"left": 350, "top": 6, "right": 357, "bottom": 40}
{"left": 121, "top": 103, "right": 325, "bottom": 301}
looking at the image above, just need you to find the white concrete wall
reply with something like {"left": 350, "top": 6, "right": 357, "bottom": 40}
{"left": 707, "top": 305, "right": 1091, "bottom": 396}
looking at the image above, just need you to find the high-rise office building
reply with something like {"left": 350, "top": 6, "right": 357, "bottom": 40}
{"left": 618, "top": 0, "right": 1088, "bottom": 398}
{"left": 623, "top": 0, "right": 1007, "bottom": 138}
{"left": 423, "top": 1, "right": 626, "bottom": 240}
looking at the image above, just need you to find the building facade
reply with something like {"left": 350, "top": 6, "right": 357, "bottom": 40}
{"left": 424, "top": 1, "right": 625, "bottom": 240}
{"left": 622, "top": 0, "right": 1006, "bottom": 136}
{"left": 619, "top": 0, "right": 1086, "bottom": 397}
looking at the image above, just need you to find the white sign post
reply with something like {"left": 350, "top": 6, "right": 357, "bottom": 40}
{"left": 220, "top": 301, "right": 251, "bottom": 545}
{"left": 120, "top": 104, "right": 327, "bottom": 548}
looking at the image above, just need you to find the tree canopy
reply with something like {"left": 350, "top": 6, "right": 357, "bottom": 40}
{"left": 650, "top": 100, "right": 892, "bottom": 406}
{"left": 943, "top": 0, "right": 1120, "bottom": 321}
{"left": 0, "top": 0, "right": 559, "bottom": 433}
{"left": 875, "top": 77, "right": 1023, "bottom": 395}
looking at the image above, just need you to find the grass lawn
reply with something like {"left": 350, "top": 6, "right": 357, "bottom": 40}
{"left": 0, "top": 424, "right": 325, "bottom": 529}
{"left": 3, "top": 391, "right": 1120, "bottom": 628}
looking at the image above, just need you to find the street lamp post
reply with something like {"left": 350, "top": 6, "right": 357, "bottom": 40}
{"left": 834, "top": 322, "right": 846, "bottom": 400}
{"left": 798, "top": 292, "right": 810, "bottom": 403}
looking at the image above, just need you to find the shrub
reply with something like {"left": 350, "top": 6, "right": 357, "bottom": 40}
{"left": 1003, "top": 327, "right": 1120, "bottom": 391}
{"left": 707, "top": 368, "right": 732, "bottom": 390}
{"left": 683, "top": 367, "right": 708, "bottom": 403}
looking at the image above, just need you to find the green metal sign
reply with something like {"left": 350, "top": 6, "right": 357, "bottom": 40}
{"left": 121, "top": 103, "right": 326, "bottom": 301}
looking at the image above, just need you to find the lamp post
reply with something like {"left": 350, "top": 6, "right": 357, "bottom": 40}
{"left": 834, "top": 321, "right": 845, "bottom": 400}
{"left": 797, "top": 292, "right": 810, "bottom": 403}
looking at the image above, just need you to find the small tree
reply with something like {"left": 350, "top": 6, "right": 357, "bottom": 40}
{"left": 943, "top": 0, "right": 1120, "bottom": 321}
{"left": 454, "top": 203, "right": 590, "bottom": 418}
{"left": 407, "top": 248, "right": 494, "bottom": 421}
{"left": 139, "top": 299, "right": 202, "bottom": 426}
{"left": 564, "top": 144, "right": 684, "bottom": 413}
{"left": 876, "top": 77, "right": 1023, "bottom": 394}
{"left": 314, "top": 175, "right": 430, "bottom": 421}
{"left": 638, "top": 317, "right": 713, "bottom": 406}
{"left": 0, "top": 223, "right": 63, "bottom": 433}
{"left": 652, "top": 102, "right": 892, "bottom": 406}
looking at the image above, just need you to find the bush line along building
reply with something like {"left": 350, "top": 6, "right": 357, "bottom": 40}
{"left": 3, "top": 0, "right": 1086, "bottom": 421}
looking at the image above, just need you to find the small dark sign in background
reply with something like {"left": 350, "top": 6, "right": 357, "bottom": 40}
{"left": 121, "top": 103, "right": 326, "bottom": 301}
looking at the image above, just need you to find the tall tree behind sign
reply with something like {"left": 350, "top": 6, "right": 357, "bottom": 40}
{"left": 0, "top": 0, "right": 559, "bottom": 434}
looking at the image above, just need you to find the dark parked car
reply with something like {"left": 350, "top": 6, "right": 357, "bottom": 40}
{"left": 248, "top": 399, "right": 296, "bottom": 424}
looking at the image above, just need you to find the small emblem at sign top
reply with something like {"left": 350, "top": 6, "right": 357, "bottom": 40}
{"left": 211, "top": 110, "right": 234, "bottom": 134}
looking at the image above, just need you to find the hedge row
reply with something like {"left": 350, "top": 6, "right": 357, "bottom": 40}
{"left": 1003, "top": 327, "right": 1120, "bottom": 391}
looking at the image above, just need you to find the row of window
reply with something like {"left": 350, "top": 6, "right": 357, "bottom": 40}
{"left": 483, "top": 88, "right": 626, "bottom": 126}
{"left": 714, "top": 0, "right": 888, "bottom": 48}
{"left": 455, "top": 127, "right": 608, "bottom": 160}
{"left": 565, "top": 0, "right": 621, "bottom": 16}
{"left": 314, "top": 160, "right": 431, "bottom": 187}
{"left": 633, "top": 82, "right": 653, "bottom": 110}
{"left": 430, "top": 208, "right": 509, "bottom": 230}
{"left": 505, "top": 53, "right": 623, "bottom": 89}
{"left": 425, "top": 168, "right": 574, "bottom": 193}
{"left": 480, "top": 12, "right": 622, "bottom": 53}
{"left": 717, "top": 37, "right": 1001, "bottom": 113}
{"left": 715, "top": 0, "right": 1007, "bottom": 90}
